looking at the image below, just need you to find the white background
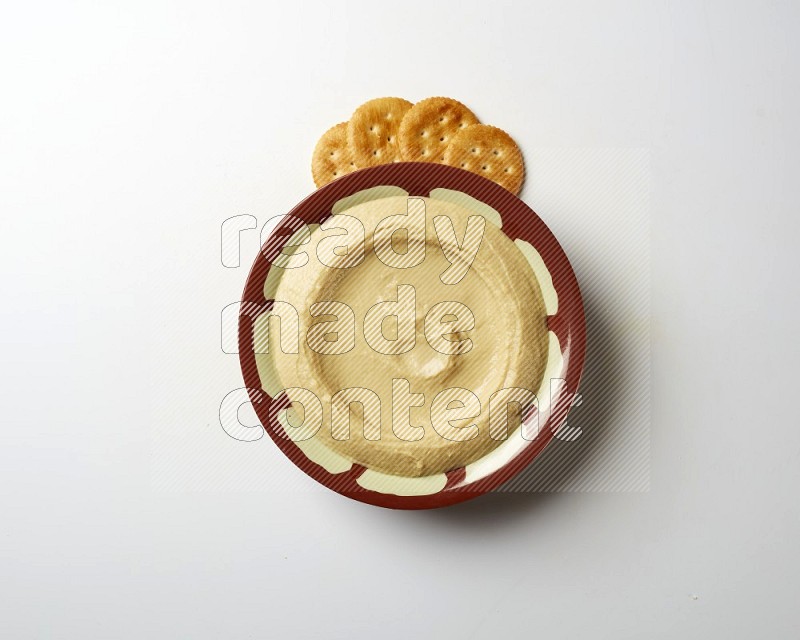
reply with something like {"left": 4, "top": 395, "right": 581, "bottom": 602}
{"left": 2, "top": 1, "right": 799, "bottom": 638}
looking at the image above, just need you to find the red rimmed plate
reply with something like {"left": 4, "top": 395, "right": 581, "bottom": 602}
{"left": 239, "top": 162, "right": 585, "bottom": 509}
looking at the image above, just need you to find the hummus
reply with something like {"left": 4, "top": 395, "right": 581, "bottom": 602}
{"left": 259, "top": 194, "right": 549, "bottom": 477}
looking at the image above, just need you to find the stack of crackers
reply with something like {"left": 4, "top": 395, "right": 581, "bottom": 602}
{"left": 312, "top": 97, "right": 525, "bottom": 195}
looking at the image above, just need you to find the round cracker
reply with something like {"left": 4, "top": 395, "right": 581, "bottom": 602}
{"left": 311, "top": 122, "right": 358, "bottom": 187}
{"left": 398, "top": 97, "right": 479, "bottom": 162}
{"left": 443, "top": 124, "right": 525, "bottom": 195}
{"left": 347, "top": 97, "right": 413, "bottom": 167}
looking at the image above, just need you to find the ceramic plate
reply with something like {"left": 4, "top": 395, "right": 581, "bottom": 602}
{"left": 239, "top": 162, "right": 586, "bottom": 509}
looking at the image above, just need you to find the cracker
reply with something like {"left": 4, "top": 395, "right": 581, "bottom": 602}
{"left": 311, "top": 122, "right": 358, "bottom": 187}
{"left": 443, "top": 124, "right": 525, "bottom": 195}
{"left": 398, "top": 97, "right": 479, "bottom": 162}
{"left": 347, "top": 97, "right": 413, "bottom": 167}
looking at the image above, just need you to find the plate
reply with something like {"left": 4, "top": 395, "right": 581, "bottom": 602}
{"left": 239, "top": 162, "right": 586, "bottom": 509}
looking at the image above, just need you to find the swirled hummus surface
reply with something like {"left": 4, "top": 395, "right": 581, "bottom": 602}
{"left": 257, "top": 195, "right": 549, "bottom": 477}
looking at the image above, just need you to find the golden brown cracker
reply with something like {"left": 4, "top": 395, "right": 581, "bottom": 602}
{"left": 398, "top": 97, "right": 479, "bottom": 162}
{"left": 443, "top": 124, "right": 525, "bottom": 195}
{"left": 347, "top": 97, "right": 413, "bottom": 167}
{"left": 311, "top": 122, "right": 358, "bottom": 187}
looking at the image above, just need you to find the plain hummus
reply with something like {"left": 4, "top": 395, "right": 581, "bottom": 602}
{"left": 260, "top": 195, "right": 549, "bottom": 477}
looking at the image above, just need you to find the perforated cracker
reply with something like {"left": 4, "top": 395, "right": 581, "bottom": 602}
{"left": 398, "top": 97, "right": 480, "bottom": 162}
{"left": 443, "top": 124, "right": 525, "bottom": 195}
{"left": 347, "top": 97, "right": 413, "bottom": 167}
{"left": 311, "top": 122, "right": 358, "bottom": 187}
